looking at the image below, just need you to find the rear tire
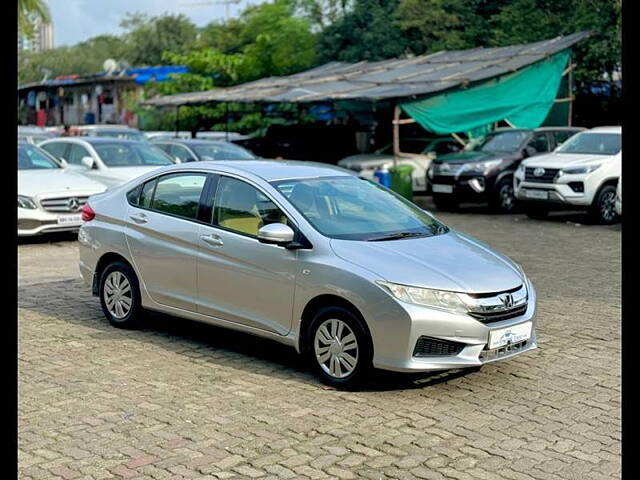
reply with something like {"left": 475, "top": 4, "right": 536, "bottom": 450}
{"left": 433, "top": 194, "right": 458, "bottom": 211}
{"left": 305, "top": 306, "right": 373, "bottom": 390}
{"left": 524, "top": 204, "right": 550, "bottom": 220}
{"left": 99, "top": 261, "right": 143, "bottom": 329}
{"left": 589, "top": 184, "right": 619, "bottom": 225}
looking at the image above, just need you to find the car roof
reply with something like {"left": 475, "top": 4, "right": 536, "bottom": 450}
{"left": 152, "top": 138, "right": 238, "bottom": 146}
{"left": 180, "top": 160, "right": 355, "bottom": 182}
{"left": 43, "top": 137, "right": 148, "bottom": 145}
{"left": 586, "top": 126, "right": 621, "bottom": 133}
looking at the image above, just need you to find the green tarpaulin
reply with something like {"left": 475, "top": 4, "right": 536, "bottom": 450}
{"left": 400, "top": 49, "right": 571, "bottom": 135}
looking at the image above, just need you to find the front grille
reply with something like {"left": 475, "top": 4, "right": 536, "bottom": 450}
{"left": 413, "top": 337, "right": 465, "bottom": 357}
{"left": 40, "top": 196, "right": 89, "bottom": 213}
{"left": 524, "top": 167, "right": 559, "bottom": 183}
{"left": 432, "top": 162, "right": 466, "bottom": 176}
{"left": 479, "top": 340, "right": 528, "bottom": 361}
{"left": 469, "top": 304, "right": 528, "bottom": 324}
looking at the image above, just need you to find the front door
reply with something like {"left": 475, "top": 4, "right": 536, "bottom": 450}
{"left": 196, "top": 175, "right": 298, "bottom": 335}
{"left": 125, "top": 171, "right": 209, "bottom": 312}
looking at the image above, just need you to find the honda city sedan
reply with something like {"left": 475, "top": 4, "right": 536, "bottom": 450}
{"left": 78, "top": 161, "right": 537, "bottom": 388}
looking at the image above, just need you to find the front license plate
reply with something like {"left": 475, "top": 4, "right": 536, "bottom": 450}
{"left": 433, "top": 184, "right": 453, "bottom": 193}
{"left": 525, "top": 189, "right": 549, "bottom": 200}
{"left": 488, "top": 321, "right": 532, "bottom": 349}
{"left": 57, "top": 214, "right": 82, "bottom": 225}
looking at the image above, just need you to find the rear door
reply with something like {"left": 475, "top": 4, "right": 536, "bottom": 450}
{"left": 125, "top": 171, "right": 211, "bottom": 312}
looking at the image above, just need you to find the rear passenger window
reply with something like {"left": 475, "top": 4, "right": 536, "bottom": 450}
{"left": 150, "top": 173, "right": 207, "bottom": 219}
{"left": 127, "top": 184, "right": 142, "bottom": 205}
{"left": 139, "top": 180, "right": 156, "bottom": 208}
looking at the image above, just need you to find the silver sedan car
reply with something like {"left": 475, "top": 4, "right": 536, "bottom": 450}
{"left": 78, "top": 161, "right": 537, "bottom": 388}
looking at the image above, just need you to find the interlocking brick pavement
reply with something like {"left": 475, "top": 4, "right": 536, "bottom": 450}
{"left": 18, "top": 202, "right": 621, "bottom": 479}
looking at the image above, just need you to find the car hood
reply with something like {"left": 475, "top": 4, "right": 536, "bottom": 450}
{"left": 18, "top": 169, "right": 107, "bottom": 197}
{"left": 87, "top": 166, "right": 165, "bottom": 187}
{"left": 338, "top": 154, "right": 394, "bottom": 169}
{"left": 330, "top": 231, "right": 523, "bottom": 294}
{"left": 521, "top": 152, "right": 612, "bottom": 168}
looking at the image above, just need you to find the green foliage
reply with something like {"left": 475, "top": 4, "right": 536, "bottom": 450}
{"left": 18, "top": 0, "right": 50, "bottom": 37}
{"left": 317, "top": 0, "right": 407, "bottom": 63}
{"left": 120, "top": 13, "right": 198, "bottom": 66}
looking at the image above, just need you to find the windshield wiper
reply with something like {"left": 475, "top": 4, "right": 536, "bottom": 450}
{"left": 367, "top": 232, "right": 429, "bottom": 242}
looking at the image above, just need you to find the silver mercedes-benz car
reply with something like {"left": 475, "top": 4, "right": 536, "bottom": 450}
{"left": 78, "top": 161, "right": 537, "bottom": 388}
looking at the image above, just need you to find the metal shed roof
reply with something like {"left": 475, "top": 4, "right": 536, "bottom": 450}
{"left": 143, "top": 31, "right": 589, "bottom": 107}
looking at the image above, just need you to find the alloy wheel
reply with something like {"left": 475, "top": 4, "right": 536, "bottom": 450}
{"left": 314, "top": 318, "right": 359, "bottom": 379}
{"left": 103, "top": 271, "right": 133, "bottom": 319}
{"left": 500, "top": 183, "right": 515, "bottom": 211}
{"left": 600, "top": 190, "right": 616, "bottom": 222}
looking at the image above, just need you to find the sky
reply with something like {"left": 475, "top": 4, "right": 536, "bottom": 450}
{"left": 48, "top": 0, "right": 263, "bottom": 47}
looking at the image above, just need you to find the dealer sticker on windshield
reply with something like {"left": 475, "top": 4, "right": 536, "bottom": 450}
{"left": 488, "top": 321, "right": 532, "bottom": 350}
{"left": 57, "top": 214, "right": 83, "bottom": 225}
{"left": 433, "top": 184, "right": 453, "bottom": 194}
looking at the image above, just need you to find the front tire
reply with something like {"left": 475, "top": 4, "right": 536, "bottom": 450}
{"left": 99, "top": 261, "right": 143, "bottom": 329}
{"left": 589, "top": 184, "right": 619, "bottom": 225}
{"left": 490, "top": 178, "right": 516, "bottom": 213}
{"left": 306, "top": 306, "right": 373, "bottom": 390}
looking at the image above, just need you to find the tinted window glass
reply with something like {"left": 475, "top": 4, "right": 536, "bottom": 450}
{"left": 127, "top": 184, "right": 143, "bottom": 205}
{"left": 40, "top": 142, "right": 68, "bottom": 160}
{"left": 556, "top": 132, "right": 621, "bottom": 155}
{"left": 150, "top": 173, "right": 207, "bottom": 219}
{"left": 93, "top": 143, "right": 173, "bottom": 167}
{"left": 272, "top": 176, "right": 448, "bottom": 241}
{"left": 192, "top": 143, "right": 255, "bottom": 160}
{"left": 139, "top": 180, "right": 156, "bottom": 208}
{"left": 68, "top": 144, "right": 91, "bottom": 165}
{"left": 214, "top": 176, "right": 287, "bottom": 236}
{"left": 18, "top": 144, "right": 61, "bottom": 170}
{"left": 528, "top": 133, "right": 550, "bottom": 153}
{"left": 170, "top": 144, "right": 196, "bottom": 162}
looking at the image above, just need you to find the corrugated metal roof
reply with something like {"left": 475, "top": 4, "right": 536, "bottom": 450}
{"left": 144, "top": 31, "right": 590, "bottom": 107}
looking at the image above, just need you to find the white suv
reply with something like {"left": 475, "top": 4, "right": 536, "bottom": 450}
{"left": 514, "top": 126, "right": 621, "bottom": 224}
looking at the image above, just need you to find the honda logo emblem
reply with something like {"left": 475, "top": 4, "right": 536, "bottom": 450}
{"left": 499, "top": 293, "right": 514, "bottom": 309}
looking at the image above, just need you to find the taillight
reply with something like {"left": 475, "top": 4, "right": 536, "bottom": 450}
{"left": 81, "top": 204, "right": 95, "bottom": 222}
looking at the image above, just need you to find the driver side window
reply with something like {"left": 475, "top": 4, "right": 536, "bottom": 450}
{"left": 213, "top": 176, "right": 288, "bottom": 237}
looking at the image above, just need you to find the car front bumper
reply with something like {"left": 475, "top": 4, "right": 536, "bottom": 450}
{"left": 430, "top": 174, "right": 493, "bottom": 201}
{"left": 18, "top": 208, "right": 84, "bottom": 236}
{"left": 370, "top": 279, "right": 538, "bottom": 373}
{"left": 514, "top": 174, "right": 596, "bottom": 207}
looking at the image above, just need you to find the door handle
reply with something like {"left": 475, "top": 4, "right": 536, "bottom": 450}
{"left": 200, "top": 234, "right": 224, "bottom": 247}
{"left": 129, "top": 213, "right": 148, "bottom": 224}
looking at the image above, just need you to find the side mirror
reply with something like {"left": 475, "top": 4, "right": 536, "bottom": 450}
{"left": 81, "top": 156, "right": 96, "bottom": 169}
{"left": 173, "top": 156, "right": 182, "bottom": 164}
{"left": 257, "top": 223, "right": 295, "bottom": 246}
{"left": 58, "top": 158, "right": 68, "bottom": 168}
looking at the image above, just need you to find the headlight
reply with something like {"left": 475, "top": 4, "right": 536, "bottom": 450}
{"left": 377, "top": 281, "right": 468, "bottom": 313}
{"left": 460, "top": 159, "right": 503, "bottom": 175}
{"left": 18, "top": 195, "right": 37, "bottom": 209}
{"left": 560, "top": 164, "right": 601, "bottom": 175}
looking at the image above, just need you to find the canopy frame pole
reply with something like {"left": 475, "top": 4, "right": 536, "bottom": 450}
{"left": 393, "top": 104, "right": 400, "bottom": 166}
{"left": 568, "top": 58, "right": 574, "bottom": 126}
{"left": 225, "top": 103, "right": 229, "bottom": 142}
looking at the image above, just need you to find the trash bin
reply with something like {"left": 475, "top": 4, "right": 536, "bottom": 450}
{"left": 389, "top": 164, "right": 414, "bottom": 200}
{"left": 373, "top": 165, "right": 391, "bottom": 188}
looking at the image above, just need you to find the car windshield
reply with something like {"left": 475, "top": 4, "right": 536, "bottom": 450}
{"left": 465, "top": 131, "right": 529, "bottom": 153}
{"left": 18, "top": 143, "right": 60, "bottom": 170}
{"left": 192, "top": 143, "right": 255, "bottom": 160}
{"left": 94, "top": 130, "right": 146, "bottom": 141}
{"left": 555, "top": 132, "right": 621, "bottom": 155}
{"left": 272, "top": 176, "right": 449, "bottom": 241}
{"left": 93, "top": 142, "right": 174, "bottom": 167}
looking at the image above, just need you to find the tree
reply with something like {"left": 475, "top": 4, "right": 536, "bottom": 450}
{"left": 18, "top": 0, "right": 50, "bottom": 37}
{"left": 317, "top": 0, "right": 407, "bottom": 63}
{"left": 121, "top": 13, "right": 198, "bottom": 66}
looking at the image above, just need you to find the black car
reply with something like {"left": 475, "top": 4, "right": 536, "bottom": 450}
{"left": 151, "top": 138, "right": 257, "bottom": 163}
{"left": 427, "top": 127, "right": 584, "bottom": 212}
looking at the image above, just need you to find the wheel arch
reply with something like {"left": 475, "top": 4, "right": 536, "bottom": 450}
{"left": 92, "top": 252, "right": 135, "bottom": 296}
{"left": 298, "top": 294, "right": 373, "bottom": 355}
